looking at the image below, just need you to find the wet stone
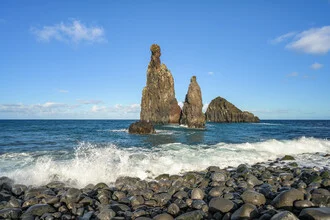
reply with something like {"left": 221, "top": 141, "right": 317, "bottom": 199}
{"left": 0, "top": 208, "right": 22, "bottom": 219}
{"left": 231, "top": 203, "right": 258, "bottom": 220}
{"left": 190, "top": 188, "right": 204, "bottom": 200}
{"left": 270, "top": 211, "right": 298, "bottom": 220}
{"left": 299, "top": 207, "right": 330, "bottom": 219}
{"left": 175, "top": 210, "right": 204, "bottom": 220}
{"left": 153, "top": 213, "right": 174, "bottom": 220}
{"left": 167, "top": 203, "right": 180, "bottom": 216}
{"left": 241, "top": 189, "right": 266, "bottom": 206}
{"left": 208, "top": 197, "right": 234, "bottom": 213}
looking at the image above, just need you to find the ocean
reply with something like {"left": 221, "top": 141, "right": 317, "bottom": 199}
{"left": 0, "top": 120, "right": 329, "bottom": 188}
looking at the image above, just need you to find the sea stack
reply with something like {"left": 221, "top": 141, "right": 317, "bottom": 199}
{"left": 140, "top": 44, "right": 181, "bottom": 124}
{"left": 180, "top": 76, "right": 205, "bottom": 128}
{"left": 205, "top": 96, "right": 260, "bottom": 123}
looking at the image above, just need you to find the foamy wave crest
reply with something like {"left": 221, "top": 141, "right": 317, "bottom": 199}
{"left": 2, "top": 137, "right": 330, "bottom": 187}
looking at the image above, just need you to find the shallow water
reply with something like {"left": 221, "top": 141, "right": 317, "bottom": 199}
{"left": 0, "top": 120, "right": 329, "bottom": 187}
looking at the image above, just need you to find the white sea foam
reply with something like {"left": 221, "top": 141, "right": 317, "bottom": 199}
{"left": 2, "top": 137, "right": 330, "bottom": 188}
{"left": 109, "top": 129, "right": 128, "bottom": 133}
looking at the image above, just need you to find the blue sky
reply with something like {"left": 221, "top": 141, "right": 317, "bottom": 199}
{"left": 1, "top": 1, "right": 330, "bottom": 119}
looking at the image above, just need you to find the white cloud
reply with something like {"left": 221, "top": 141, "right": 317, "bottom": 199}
{"left": 178, "top": 102, "right": 183, "bottom": 108}
{"left": 77, "top": 99, "right": 102, "bottom": 105}
{"left": 310, "top": 62, "right": 323, "bottom": 70}
{"left": 202, "top": 103, "right": 209, "bottom": 113}
{"left": 273, "top": 26, "right": 330, "bottom": 55}
{"left": 286, "top": 26, "right": 330, "bottom": 54}
{"left": 287, "top": 72, "right": 299, "bottom": 77}
{"left": 91, "top": 105, "right": 107, "bottom": 113}
{"left": 31, "top": 19, "right": 106, "bottom": 44}
{"left": 271, "top": 31, "right": 296, "bottom": 44}
{"left": 0, "top": 102, "right": 70, "bottom": 114}
{"left": 59, "top": 89, "right": 69, "bottom": 93}
{"left": 208, "top": 72, "right": 214, "bottom": 75}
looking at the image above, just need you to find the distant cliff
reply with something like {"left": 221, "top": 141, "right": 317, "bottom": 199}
{"left": 205, "top": 96, "right": 260, "bottom": 123}
{"left": 140, "top": 44, "right": 181, "bottom": 124}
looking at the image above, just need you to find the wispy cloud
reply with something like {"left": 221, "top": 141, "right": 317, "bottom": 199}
{"left": 310, "top": 62, "right": 323, "bottom": 70}
{"left": 272, "top": 26, "right": 330, "bottom": 55}
{"left": 58, "top": 89, "right": 69, "bottom": 93}
{"left": 287, "top": 72, "right": 299, "bottom": 77}
{"left": 270, "top": 32, "right": 296, "bottom": 44}
{"left": 77, "top": 99, "right": 102, "bottom": 105}
{"left": 91, "top": 104, "right": 140, "bottom": 114}
{"left": 0, "top": 102, "right": 140, "bottom": 119}
{"left": 208, "top": 72, "right": 214, "bottom": 75}
{"left": 31, "top": 19, "right": 106, "bottom": 44}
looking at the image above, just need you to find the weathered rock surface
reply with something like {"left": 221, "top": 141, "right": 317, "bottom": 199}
{"left": 205, "top": 96, "right": 259, "bottom": 123}
{"left": 140, "top": 44, "right": 181, "bottom": 124}
{"left": 128, "top": 121, "right": 156, "bottom": 134}
{"left": 180, "top": 76, "right": 205, "bottom": 128}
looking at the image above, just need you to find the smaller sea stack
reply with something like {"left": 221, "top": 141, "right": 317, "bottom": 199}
{"left": 180, "top": 76, "right": 205, "bottom": 128}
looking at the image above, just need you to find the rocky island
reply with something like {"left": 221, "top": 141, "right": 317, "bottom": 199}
{"left": 205, "top": 96, "right": 260, "bottom": 123}
{"left": 129, "top": 45, "right": 260, "bottom": 133}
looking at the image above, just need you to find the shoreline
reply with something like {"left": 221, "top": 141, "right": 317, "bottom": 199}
{"left": 1, "top": 154, "right": 330, "bottom": 219}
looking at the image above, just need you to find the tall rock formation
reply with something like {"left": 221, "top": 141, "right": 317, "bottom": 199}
{"left": 180, "top": 76, "right": 205, "bottom": 128}
{"left": 140, "top": 44, "right": 181, "bottom": 124}
{"left": 205, "top": 96, "right": 260, "bottom": 123}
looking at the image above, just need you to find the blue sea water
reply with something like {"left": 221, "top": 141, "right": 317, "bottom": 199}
{"left": 0, "top": 120, "right": 330, "bottom": 187}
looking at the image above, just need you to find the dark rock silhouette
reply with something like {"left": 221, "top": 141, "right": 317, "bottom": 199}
{"left": 205, "top": 96, "right": 259, "bottom": 123}
{"left": 180, "top": 76, "right": 205, "bottom": 128}
{"left": 140, "top": 44, "right": 181, "bottom": 124}
{"left": 128, "top": 121, "right": 155, "bottom": 134}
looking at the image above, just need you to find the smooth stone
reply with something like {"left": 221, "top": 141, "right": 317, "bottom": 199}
{"left": 22, "top": 204, "right": 56, "bottom": 217}
{"left": 97, "top": 207, "right": 116, "bottom": 220}
{"left": 299, "top": 207, "right": 330, "bottom": 219}
{"left": 132, "top": 210, "right": 148, "bottom": 219}
{"left": 153, "top": 193, "right": 171, "bottom": 206}
{"left": 231, "top": 203, "right": 258, "bottom": 220}
{"left": 46, "top": 181, "right": 65, "bottom": 189}
{"left": 311, "top": 188, "right": 330, "bottom": 206}
{"left": 246, "top": 174, "right": 263, "bottom": 186}
{"left": 175, "top": 210, "right": 204, "bottom": 220}
{"left": 0, "top": 176, "right": 14, "bottom": 191}
{"left": 241, "top": 189, "right": 266, "bottom": 206}
{"left": 130, "top": 195, "right": 145, "bottom": 207}
{"left": 191, "top": 188, "right": 204, "bottom": 200}
{"left": 270, "top": 211, "right": 298, "bottom": 220}
{"left": 167, "top": 203, "right": 180, "bottom": 216}
{"left": 281, "top": 155, "right": 295, "bottom": 160}
{"left": 62, "top": 187, "right": 81, "bottom": 204}
{"left": 279, "top": 173, "right": 294, "bottom": 181}
{"left": 209, "top": 197, "right": 234, "bottom": 213}
{"left": 208, "top": 186, "right": 225, "bottom": 197}
{"left": 271, "top": 188, "right": 304, "bottom": 210}
{"left": 153, "top": 213, "right": 174, "bottom": 220}
{"left": 0, "top": 208, "right": 22, "bottom": 219}
{"left": 11, "top": 184, "right": 27, "bottom": 196}
{"left": 293, "top": 200, "right": 314, "bottom": 209}
{"left": 191, "top": 199, "right": 206, "bottom": 210}
{"left": 211, "top": 172, "right": 226, "bottom": 182}
{"left": 22, "top": 198, "right": 40, "bottom": 208}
